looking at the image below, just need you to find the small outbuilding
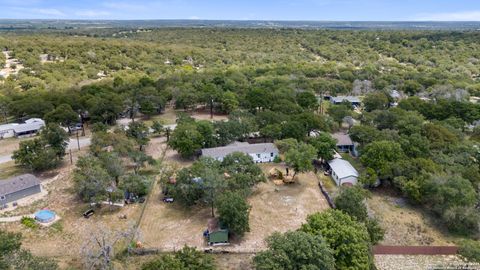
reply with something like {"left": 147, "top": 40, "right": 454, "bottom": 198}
{"left": 204, "top": 218, "right": 229, "bottom": 246}
{"left": 328, "top": 158, "right": 359, "bottom": 186}
{"left": 0, "top": 174, "right": 41, "bottom": 204}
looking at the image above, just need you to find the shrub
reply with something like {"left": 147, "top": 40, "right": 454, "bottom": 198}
{"left": 21, "top": 217, "right": 38, "bottom": 229}
{"left": 459, "top": 240, "right": 480, "bottom": 263}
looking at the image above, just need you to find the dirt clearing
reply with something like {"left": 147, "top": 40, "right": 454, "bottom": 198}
{"left": 139, "top": 162, "right": 330, "bottom": 252}
{"left": 368, "top": 191, "right": 457, "bottom": 246}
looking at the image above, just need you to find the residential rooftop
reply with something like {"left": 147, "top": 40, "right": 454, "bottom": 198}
{"left": 0, "top": 174, "right": 40, "bottom": 197}
{"left": 202, "top": 142, "right": 278, "bottom": 160}
{"left": 328, "top": 158, "right": 359, "bottom": 180}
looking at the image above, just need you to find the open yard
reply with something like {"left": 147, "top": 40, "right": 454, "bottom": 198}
{"left": 138, "top": 162, "right": 330, "bottom": 252}
{"left": 0, "top": 148, "right": 144, "bottom": 268}
{"left": 368, "top": 190, "right": 458, "bottom": 246}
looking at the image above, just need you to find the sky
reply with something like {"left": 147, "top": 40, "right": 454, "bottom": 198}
{"left": 0, "top": 0, "right": 480, "bottom": 21}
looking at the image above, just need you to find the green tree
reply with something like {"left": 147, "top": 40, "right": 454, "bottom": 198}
{"left": 365, "top": 218, "right": 385, "bottom": 245}
{"left": 221, "top": 152, "right": 265, "bottom": 190}
{"left": 459, "top": 240, "right": 480, "bottom": 263}
{"left": 359, "top": 167, "right": 378, "bottom": 187}
{"left": 219, "top": 91, "right": 239, "bottom": 113}
{"left": 307, "top": 133, "right": 337, "bottom": 161}
{"left": 217, "top": 191, "right": 250, "bottom": 237}
{"left": 120, "top": 173, "right": 149, "bottom": 197}
{"left": 174, "top": 246, "right": 216, "bottom": 270}
{"left": 41, "top": 124, "right": 69, "bottom": 158}
{"left": 151, "top": 120, "right": 164, "bottom": 135}
{"left": 141, "top": 255, "right": 184, "bottom": 270}
{"left": 98, "top": 152, "right": 125, "bottom": 185}
{"left": 0, "top": 230, "right": 57, "bottom": 270}
{"left": 334, "top": 186, "right": 368, "bottom": 222}
{"left": 44, "top": 104, "right": 79, "bottom": 133}
{"left": 297, "top": 91, "right": 319, "bottom": 111}
{"left": 253, "top": 231, "right": 335, "bottom": 270}
{"left": 12, "top": 139, "right": 59, "bottom": 171}
{"left": 301, "top": 210, "right": 373, "bottom": 270}
{"left": 328, "top": 103, "right": 352, "bottom": 126}
{"left": 73, "top": 155, "right": 112, "bottom": 203}
{"left": 363, "top": 92, "right": 389, "bottom": 112}
{"left": 168, "top": 123, "right": 204, "bottom": 158}
{"left": 360, "top": 140, "right": 404, "bottom": 179}
{"left": 126, "top": 121, "right": 150, "bottom": 150}
{"left": 284, "top": 142, "right": 317, "bottom": 178}
{"left": 349, "top": 125, "right": 379, "bottom": 145}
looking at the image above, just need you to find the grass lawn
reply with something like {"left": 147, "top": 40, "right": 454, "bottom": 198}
{"left": 0, "top": 161, "right": 26, "bottom": 179}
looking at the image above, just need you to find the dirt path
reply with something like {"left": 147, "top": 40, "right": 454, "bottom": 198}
{"left": 1, "top": 51, "right": 24, "bottom": 78}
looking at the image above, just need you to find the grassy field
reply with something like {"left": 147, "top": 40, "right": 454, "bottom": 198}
{"left": 368, "top": 191, "right": 462, "bottom": 246}
{"left": 138, "top": 162, "right": 330, "bottom": 253}
{"left": 0, "top": 161, "right": 26, "bottom": 179}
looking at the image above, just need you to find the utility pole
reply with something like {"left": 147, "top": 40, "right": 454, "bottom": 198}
{"left": 76, "top": 130, "right": 80, "bottom": 151}
{"left": 210, "top": 98, "right": 214, "bottom": 119}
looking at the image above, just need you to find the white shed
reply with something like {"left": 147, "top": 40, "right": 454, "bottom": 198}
{"left": 328, "top": 158, "right": 359, "bottom": 186}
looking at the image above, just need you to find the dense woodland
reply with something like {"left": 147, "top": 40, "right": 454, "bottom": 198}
{"left": 1, "top": 28, "right": 480, "bottom": 269}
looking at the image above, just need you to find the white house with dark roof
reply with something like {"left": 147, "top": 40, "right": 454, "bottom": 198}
{"left": 0, "top": 118, "right": 45, "bottom": 139}
{"left": 330, "top": 96, "right": 361, "bottom": 107}
{"left": 201, "top": 142, "right": 279, "bottom": 163}
{"left": 328, "top": 158, "right": 359, "bottom": 186}
{"left": 0, "top": 174, "right": 41, "bottom": 204}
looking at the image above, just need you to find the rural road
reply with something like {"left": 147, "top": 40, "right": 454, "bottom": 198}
{"left": 0, "top": 137, "right": 91, "bottom": 165}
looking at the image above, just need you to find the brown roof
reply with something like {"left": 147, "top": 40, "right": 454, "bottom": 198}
{"left": 0, "top": 174, "right": 40, "bottom": 196}
{"left": 332, "top": 133, "right": 353, "bottom": 146}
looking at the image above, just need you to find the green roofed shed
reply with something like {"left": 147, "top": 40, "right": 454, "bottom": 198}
{"left": 206, "top": 218, "right": 229, "bottom": 246}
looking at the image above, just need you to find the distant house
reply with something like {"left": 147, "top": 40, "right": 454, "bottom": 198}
{"left": 0, "top": 123, "right": 18, "bottom": 139}
{"left": 13, "top": 119, "right": 45, "bottom": 138}
{"left": 328, "top": 158, "right": 359, "bottom": 186}
{"left": 204, "top": 218, "right": 229, "bottom": 246}
{"left": 332, "top": 133, "right": 355, "bottom": 153}
{"left": 329, "top": 96, "right": 361, "bottom": 107}
{"left": 0, "top": 118, "right": 45, "bottom": 139}
{"left": 201, "top": 142, "right": 279, "bottom": 163}
{"left": 0, "top": 174, "right": 41, "bottom": 204}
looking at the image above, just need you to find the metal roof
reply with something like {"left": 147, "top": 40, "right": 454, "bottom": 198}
{"left": 328, "top": 158, "right": 359, "bottom": 180}
{"left": 0, "top": 123, "right": 18, "bottom": 132}
{"left": 332, "top": 133, "right": 354, "bottom": 146}
{"left": 24, "top": 118, "right": 45, "bottom": 125}
{"left": 13, "top": 122, "right": 44, "bottom": 133}
{"left": 0, "top": 174, "right": 40, "bottom": 196}
{"left": 331, "top": 96, "right": 361, "bottom": 104}
{"left": 202, "top": 142, "right": 279, "bottom": 159}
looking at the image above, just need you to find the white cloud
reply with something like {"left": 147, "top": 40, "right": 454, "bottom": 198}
{"left": 189, "top": 16, "right": 200, "bottom": 20}
{"left": 32, "top": 8, "right": 65, "bottom": 16}
{"left": 74, "top": 10, "right": 111, "bottom": 18}
{"left": 415, "top": 11, "right": 480, "bottom": 21}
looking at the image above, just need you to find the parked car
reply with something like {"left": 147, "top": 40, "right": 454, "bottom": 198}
{"left": 83, "top": 209, "right": 94, "bottom": 218}
{"left": 163, "top": 197, "right": 174, "bottom": 203}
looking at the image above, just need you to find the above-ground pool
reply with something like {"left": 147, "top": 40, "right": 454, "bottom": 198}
{"left": 34, "top": 210, "right": 56, "bottom": 223}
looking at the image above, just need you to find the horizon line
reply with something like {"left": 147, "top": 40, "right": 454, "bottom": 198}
{"left": 1, "top": 18, "right": 480, "bottom": 23}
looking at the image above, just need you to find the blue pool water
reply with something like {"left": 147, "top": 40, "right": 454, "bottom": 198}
{"left": 34, "top": 209, "right": 56, "bottom": 223}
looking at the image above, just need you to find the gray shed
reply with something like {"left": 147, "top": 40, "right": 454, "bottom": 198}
{"left": 0, "top": 174, "right": 41, "bottom": 204}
